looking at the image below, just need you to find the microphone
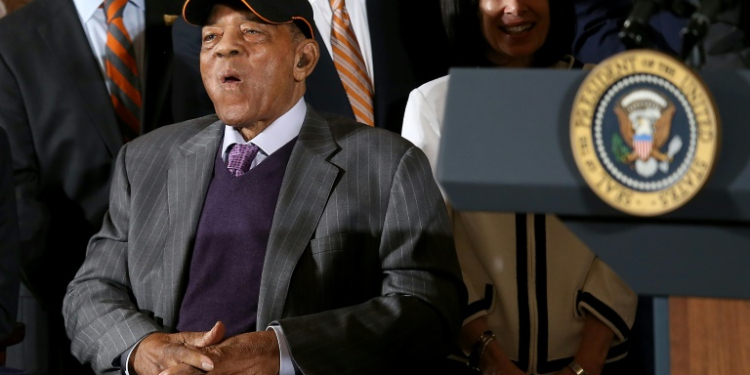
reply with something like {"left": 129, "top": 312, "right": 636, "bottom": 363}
{"left": 680, "top": 0, "right": 727, "bottom": 61}
{"left": 619, "top": 0, "right": 668, "bottom": 49}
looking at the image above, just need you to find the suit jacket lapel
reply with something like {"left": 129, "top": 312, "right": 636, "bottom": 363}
{"left": 37, "top": 0, "right": 122, "bottom": 156}
{"left": 257, "top": 108, "right": 340, "bottom": 327}
{"left": 161, "top": 120, "right": 223, "bottom": 327}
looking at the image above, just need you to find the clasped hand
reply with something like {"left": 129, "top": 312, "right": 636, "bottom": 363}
{"left": 132, "top": 321, "right": 281, "bottom": 375}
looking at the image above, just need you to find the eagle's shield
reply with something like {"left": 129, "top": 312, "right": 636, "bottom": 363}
{"left": 634, "top": 134, "right": 653, "bottom": 160}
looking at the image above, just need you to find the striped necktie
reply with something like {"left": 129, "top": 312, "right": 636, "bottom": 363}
{"left": 329, "top": 0, "right": 374, "bottom": 126}
{"left": 104, "top": 0, "right": 142, "bottom": 141}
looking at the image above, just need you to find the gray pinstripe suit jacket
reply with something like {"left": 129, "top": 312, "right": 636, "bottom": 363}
{"left": 63, "top": 107, "right": 465, "bottom": 374}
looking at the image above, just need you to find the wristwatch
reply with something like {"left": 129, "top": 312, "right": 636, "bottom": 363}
{"left": 568, "top": 361, "right": 589, "bottom": 375}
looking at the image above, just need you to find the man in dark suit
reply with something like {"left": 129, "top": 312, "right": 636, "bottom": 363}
{"left": 171, "top": 0, "right": 449, "bottom": 133}
{"left": 63, "top": 0, "right": 465, "bottom": 373}
{"left": 0, "top": 127, "right": 21, "bottom": 368}
{"left": 0, "top": 0, "right": 181, "bottom": 372}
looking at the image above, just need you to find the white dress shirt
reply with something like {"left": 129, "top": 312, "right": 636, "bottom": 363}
{"left": 308, "top": 0, "right": 374, "bottom": 88}
{"left": 221, "top": 98, "right": 306, "bottom": 166}
{"left": 72, "top": 0, "right": 146, "bottom": 95}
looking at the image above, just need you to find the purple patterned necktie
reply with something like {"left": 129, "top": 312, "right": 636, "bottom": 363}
{"left": 227, "top": 143, "right": 260, "bottom": 177}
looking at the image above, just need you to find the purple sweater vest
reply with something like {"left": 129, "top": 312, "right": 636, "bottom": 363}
{"left": 176, "top": 138, "right": 296, "bottom": 336}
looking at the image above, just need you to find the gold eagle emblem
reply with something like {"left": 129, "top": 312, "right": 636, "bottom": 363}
{"left": 614, "top": 89, "right": 680, "bottom": 177}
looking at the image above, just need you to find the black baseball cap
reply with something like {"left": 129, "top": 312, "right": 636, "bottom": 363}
{"left": 182, "top": 0, "right": 316, "bottom": 39}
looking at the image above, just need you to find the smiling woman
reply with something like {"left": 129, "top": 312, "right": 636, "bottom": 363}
{"left": 479, "top": 0, "right": 550, "bottom": 67}
{"left": 441, "top": 0, "right": 576, "bottom": 68}
{"left": 402, "top": 0, "right": 638, "bottom": 374}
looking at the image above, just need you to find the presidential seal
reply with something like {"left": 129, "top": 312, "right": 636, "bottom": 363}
{"left": 570, "top": 50, "right": 720, "bottom": 216}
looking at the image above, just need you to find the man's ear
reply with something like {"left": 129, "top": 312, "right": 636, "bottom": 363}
{"left": 293, "top": 39, "right": 319, "bottom": 82}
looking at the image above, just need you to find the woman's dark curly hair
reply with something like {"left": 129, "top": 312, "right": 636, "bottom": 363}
{"left": 440, "top": 0, "right": 576, "bottom": 67}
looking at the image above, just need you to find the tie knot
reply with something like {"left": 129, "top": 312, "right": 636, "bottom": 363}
{"left": 104, "top": 0, "right": 127, "bottom": 23}
{"left": 227, "top": 143, "right": 260, "bottom": 177}
{"left": 329, "top": 0, "right": 345, "bottom": 12}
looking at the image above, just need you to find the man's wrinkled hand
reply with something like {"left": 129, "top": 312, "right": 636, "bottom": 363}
{"left": 132, "top": 321, "right": 226, "bottom": 375}
{"left": 201, "top": 330, "right": 280, "bottom": 375}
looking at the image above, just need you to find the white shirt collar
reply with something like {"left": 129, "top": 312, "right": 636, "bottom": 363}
{"left": 73, "top": 0, "right": 145, "bottom": 23}
{"left": 222, "top": 98, "right": 307, "bottom": 157}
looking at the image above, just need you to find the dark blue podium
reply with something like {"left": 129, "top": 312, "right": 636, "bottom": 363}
{"left": 438, "top": 68, "right": 750, "bottom": 374}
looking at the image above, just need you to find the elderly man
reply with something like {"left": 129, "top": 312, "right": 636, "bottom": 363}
{"left": 170, "top": 0, "right": 450, "bottom": 132}
{"left": 62, "top": 0, "right": 465, "bottom": 374}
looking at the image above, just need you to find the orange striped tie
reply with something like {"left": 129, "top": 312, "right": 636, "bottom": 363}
{"left": 329, "top": 0, "right": 374, "bottom": 126}
{"left": 104, "top": 0, "right": 141, "bottom": 140}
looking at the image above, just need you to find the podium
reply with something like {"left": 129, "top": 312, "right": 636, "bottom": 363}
{"left": 438, "top": 67, "right": 750, "bottom": 374}
{"left": 438, "top": 68, "right": 750, "bottom": 299}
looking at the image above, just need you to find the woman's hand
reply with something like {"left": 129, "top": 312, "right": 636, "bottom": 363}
{"left": 461, "top": 318, "right": 525, "bottom": 375}
{"left": 566, "top": 314, "right": 616, "bottom": 375}
{"left": 478, "top": 342, "right": 527, "bottom": 375}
